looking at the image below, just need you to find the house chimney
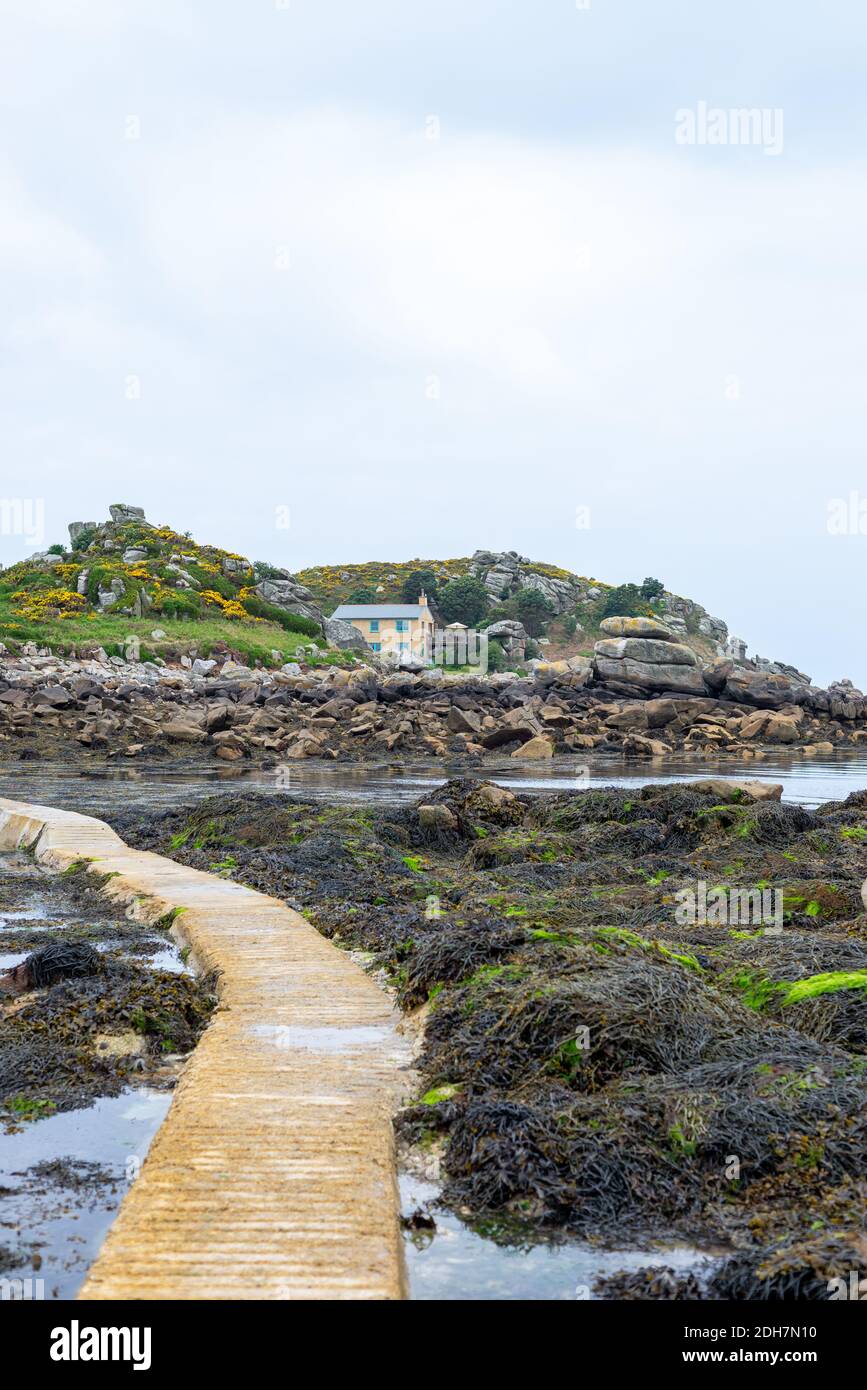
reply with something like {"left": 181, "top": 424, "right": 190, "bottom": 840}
{"left": 418, "top": 589, "right": 428, "bottom": 608}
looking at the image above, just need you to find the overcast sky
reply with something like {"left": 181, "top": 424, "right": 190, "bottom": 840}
{"left": 2, "top": 1, "right": 866, "bottom": 686}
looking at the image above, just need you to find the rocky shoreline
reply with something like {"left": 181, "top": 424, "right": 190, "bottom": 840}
{"left": 1, "top": 637, "right": 866, "bottom": 771}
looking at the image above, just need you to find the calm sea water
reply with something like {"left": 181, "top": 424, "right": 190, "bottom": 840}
{"left": 0, "top": 749, "right": 865, "bottom": 815}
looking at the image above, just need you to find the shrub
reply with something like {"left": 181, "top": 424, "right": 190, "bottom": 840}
{"left": 71, "top": 527, "right": 96, "bottom": 553}
{"left": 188, "top": 566, "right": 235, "bottom": 598}
{"left": 241, "top": 594, "right": 321, "bottom": 636}
{"left": 486, "top": 638, "right": 508, "bottom": 672}
{"left": 347, "top": 587, "right": 375, "bottom": 604}
{"left": 253, "top": 561, "right": 285, "bottom": 581}
{"left": 438, "top": 576, "right": 489, "bottom": 627}
{"left": 508, "top": 587, "right": 555, "bottom": 637}
{"left": 640, "top": 576, "right": 665, "bottom": 600}
{"left": 154, "top": 591, "right": 201, "bottom": 620}
{"left": 598, "top": 583, "right": 644, "bottom": 620}
{"left": 401, "top": 569, "right": 438, "bottom": 603}
{"left": 10, "top": 587, "right": 85, "bottom": 622}
{"left": 47, "top": 544, "right": 65, "bottom": 556}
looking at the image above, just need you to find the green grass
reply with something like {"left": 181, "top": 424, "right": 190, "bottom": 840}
{"left": 0, "top": 588, "right": 353, "bottom": 668}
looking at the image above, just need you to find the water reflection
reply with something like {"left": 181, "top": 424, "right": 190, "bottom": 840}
{"left": 1, "top": 749, "right": 866, "bottom": 814}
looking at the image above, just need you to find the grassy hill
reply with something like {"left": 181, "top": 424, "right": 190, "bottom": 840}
{"left": 297, "top": 556, "right": 594, "bottom": 610}
{"left": 0, "top": 510, "right": 345, "bottom": 668}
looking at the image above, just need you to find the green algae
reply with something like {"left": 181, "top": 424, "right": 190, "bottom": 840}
{"left": 780, "top": 971, "right": 867, "bottom": 1007}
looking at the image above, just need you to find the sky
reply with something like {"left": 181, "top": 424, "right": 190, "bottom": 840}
{"left": 1, "top": 1, "right": 866, "bottom": 687}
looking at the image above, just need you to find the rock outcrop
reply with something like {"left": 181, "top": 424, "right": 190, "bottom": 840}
{"left": 322, "top": 617, "right": 370, "bottom": 651}
{"left": 253, "top": 577, "right": 323, "bottom": 623}
{"left": 483, "top": 618, "right": 527, "bottom": 663}
{"left": 593, "top": 618, "right": 706, "bottom": 695}
{"left": 53, "top": 507, "right": 326, "bottom": 629}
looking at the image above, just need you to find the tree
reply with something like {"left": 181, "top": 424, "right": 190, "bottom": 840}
{"left": 640, "top": 576, "right": 665, "bottom": 600}
{"left": 598, "top": 582, "right": 644, "bottom": 619}
{"left": 347, "top": 586, "right": 375, "bottom": 604}
{"left": 438, "top": 575, "right": 489, "bottom": 628}
{"left": 401, "top": 569, "right": 438, "bottom": 603}
{"left": 509, "top": 587, "right": 555, "bottom": 637}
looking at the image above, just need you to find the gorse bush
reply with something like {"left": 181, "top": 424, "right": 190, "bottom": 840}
{"left": 153, "top": 591, "right": 202, "bottom": 620}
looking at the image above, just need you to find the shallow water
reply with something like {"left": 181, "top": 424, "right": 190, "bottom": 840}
{"left": 1, "top": 748, "right": 866, "bottom": 814}
{"left": 0, "top": 856, "right": 191, "bottom": 1298}
{"left": 400, "top": 1175, "right": 717, "bottom": 1300}
{"left": 0, "top": 1089, "right": 171, "bottom": 1299}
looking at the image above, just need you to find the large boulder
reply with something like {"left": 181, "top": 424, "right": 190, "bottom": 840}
{"left": 593, "top": 613, "right": 705, "bottom": 694}
{"left": 703, "top": 657, "right": 734, "bottom": 693}
{"left": 162, "top": 718, "right": 207, "bottom": 743}
{"left": 690, "top": 779, "right": 783, "bottom": 802}
{"left": 594, "top": 656, "right": 706, "bottom": 694}
{"left": 644, "top": 698, "right": 678, "bottom": 727}
{"left": 109, "top": 503, "right": 146, "bottom": 524}
{"left": 511, "top": 735, "right": 554, "bottom": 759}
{"left": 323, "top": 617, "right": 369, "bottom": 651}
{"left": 605, "top": 704, "right": 649, "bottom": 731}
{"left": 738, "top": 711, "right": 801, "bottom": 743}
{"left": 484, "top": 618, "right": 527, "bottom": 662}
{"left": 595, "top": 637, "right": 697, "bottom": 667}
{"left": 828, "top": 678, "right": 865, "bottom": 700}
{"left": 519, "top": 571, "right": 578, "bottom": 614}
{"left": 724, "top": 669, "right": 803, "bottom": 709}
{"left": 470, "top": 549, "right": 586, "bottom": 614}
{"left": 254, "top": 578, "right": 323, "bottom": 623}
{"left": 447, "top": 706, "right": 482, "bottom": 735}
{"left": 599, "top": 616, "right": 678, "bottom": 640}
{"left": 533, "top": 656, "right": 592, "bottom": 688}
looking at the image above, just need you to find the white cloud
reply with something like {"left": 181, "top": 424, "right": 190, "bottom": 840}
{"left": 0, "top": 161, "right": 102, "bottom": 276}
{"left": 2, "top": 66, "right": 866, "bottom": 685}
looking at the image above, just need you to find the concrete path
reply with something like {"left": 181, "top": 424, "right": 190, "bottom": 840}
{"left": 0, "top": 797, "right": 412, "bottom": 1300}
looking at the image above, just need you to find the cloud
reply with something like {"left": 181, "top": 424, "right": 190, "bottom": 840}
{"left": 1, "top": 28, "right": 866, "bottom": 688}
{"left": 130, "top": 110, "right": 866, "bottom": 417}
{"left": 0, "top": 160, "right": 102, "bottom": 277}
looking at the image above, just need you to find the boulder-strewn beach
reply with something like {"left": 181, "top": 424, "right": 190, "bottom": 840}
{"left": 2, "top": 643, "right": 866, "bottom": 770}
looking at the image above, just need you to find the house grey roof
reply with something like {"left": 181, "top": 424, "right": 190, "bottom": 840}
{"left": 331, "top": 604, "right": 427, "bottom": 620}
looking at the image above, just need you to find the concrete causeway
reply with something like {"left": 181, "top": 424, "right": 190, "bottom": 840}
{"left": 0, "top": 797, "right": 412, "bottom": 1300}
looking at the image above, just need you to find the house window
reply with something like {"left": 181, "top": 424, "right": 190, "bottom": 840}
{"left": 395, "top": 619, "right": 408, "bottom": 632}
{"left": 369, "top": 619, "right": 380, "bottom": 632}
{"left": 399, "top": 642, "right": 409, "bottom": 652}
{"left": 370, "top": 643, "right": 381, "bottom": 652}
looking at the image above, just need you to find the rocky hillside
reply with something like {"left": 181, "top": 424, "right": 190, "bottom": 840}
{"left": 0, "top": 511, "right": 821, "bottom": 691}
{"left": 0, "top": 503, "right": 327, "bottom": 664}
{"left": 299, "top": 547, "right": 733, "bottom": 660}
